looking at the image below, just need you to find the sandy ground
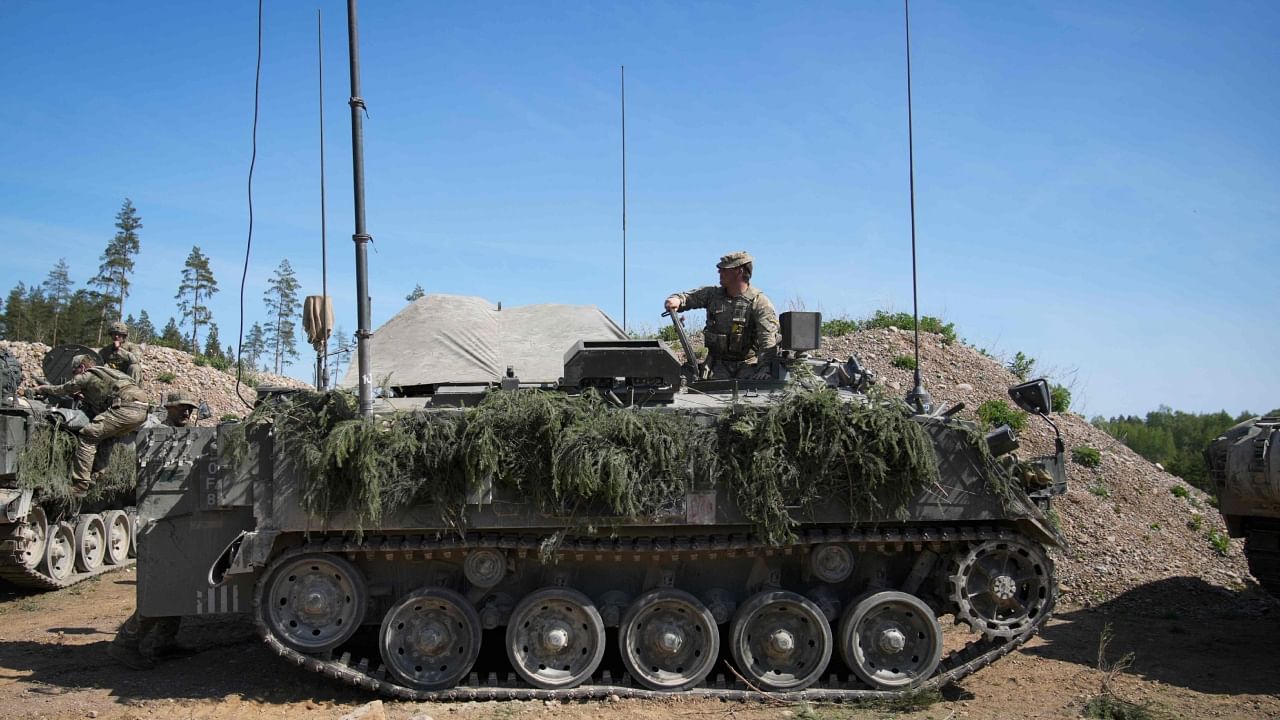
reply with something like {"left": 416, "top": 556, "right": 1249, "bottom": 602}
{"left": 1, "top": 568, "right": 1277, "bottom": 720}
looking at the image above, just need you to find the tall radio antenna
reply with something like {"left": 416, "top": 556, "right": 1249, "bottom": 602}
{"left": 621, "top": 65, "right": 628, "bottom": 332}
{"left": 347, "top": 0, "right": 374, "bottom": 417}
{"left": 903, "top": 0, "right": 932, "bottom": 414}
{"left": 316, "top": 8, "right": 330, "bottom": 390}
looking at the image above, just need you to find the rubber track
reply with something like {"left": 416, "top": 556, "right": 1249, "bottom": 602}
{"left": 254, "top": 524, "right": 1056, "bottom": 702}
{"left": 0, "top": 530, "right": 134, "bottom": 591}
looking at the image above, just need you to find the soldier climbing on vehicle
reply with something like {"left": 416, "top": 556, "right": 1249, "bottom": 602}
{"left": 33, "top": 354, "right": 149, "bottom": 497}
{"left": 664, "top": 250, "right": 780, "bottom": 380}
{"left": 100, "top": 320, "right": 143, "bottom": 384}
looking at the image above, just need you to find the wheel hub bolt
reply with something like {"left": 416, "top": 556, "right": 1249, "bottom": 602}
{"left": 657, "top": 625, "right": 684, "bottom": 654}
{"left": 302, "top": 590, "right": 329, "bottom": 615}
{"left": 417, "top": 622, "right": 448, "bottom": 655}
{"left": 767, "top": 629, "right": 795, "bottom": 656}
{"left": 992, "top": 575, "right": 1017, "bottom": 601}
{"left": 879, "top": 627, "right": 907, "bottom": 654}
{"left": 543, "top": 623, "right": 570, "bottom": 652}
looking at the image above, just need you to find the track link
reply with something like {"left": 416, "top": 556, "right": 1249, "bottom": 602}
{"left": 253, "top": 524, "right": 1056, "bottom": 701}
{"left": 0, "top": 519, "right": 134, "bottom": 591}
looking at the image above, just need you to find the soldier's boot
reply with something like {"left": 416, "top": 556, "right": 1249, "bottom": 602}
{"left": 109, "top": 614, "right": 155, "bottom": 670}
{"left": 147, "top": 618, "right": 195, "bottom": 659}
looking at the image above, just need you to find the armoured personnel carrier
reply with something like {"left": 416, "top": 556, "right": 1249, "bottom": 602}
{"left": 134, "top": 298, "right": 1068, "bottom": 701}
{"left": 0, "top": 345, "right": 138, "bottom": 590}
{"left": 1207, "top": 415, "right": 1280, "bottom": 596}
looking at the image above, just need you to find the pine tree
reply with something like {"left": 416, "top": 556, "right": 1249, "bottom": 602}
{"left": 91, "top": 199, "right": 143, "bottom": 342}
{"left": 159, "top": 317, "right": 184, "bottom": 348}
{"left": 42, "top": 259, "right": 74, "bottom": 345}
{"left": 2, "top": 284, "right": 29, "bottom": 341}
{"left": 406, "top": 284, "right": 425, "bottom": 302}
{"left": 203, "top": 323, "right": 224, "bottom": 359}
{"left": 263, "top": 260, "right": 300, "bottom": 374}
{"left": 134, "top": 309, "right": 156, "bottom": 344}
{"left": 63, "top": 289, "right": 106, "bottom": 346}
{"left": 175, "top": 246, "right": 219, "bottom": 352}
{"left": 244, "top": 322, "right": 267, "bottom": 372}
{"left": 327, "top": 324, "right": 351, "bottom": 387}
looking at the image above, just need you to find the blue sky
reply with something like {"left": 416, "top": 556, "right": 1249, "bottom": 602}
{"left": 1, "top": 1, "right": 1276, "bottom": 419}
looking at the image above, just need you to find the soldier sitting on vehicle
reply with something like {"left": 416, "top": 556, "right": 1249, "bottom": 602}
{"left": 100, "top": 321, "right": 143, "bottom": 384}
{"left": 664, "top": 251, "right": 780, "bottom": 380}
{"left": 34, "top": 354, "right": 149, "bottom": 497}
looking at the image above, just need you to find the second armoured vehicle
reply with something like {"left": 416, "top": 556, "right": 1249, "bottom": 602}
{"left": 1207, "top": 414, "right": 1280, "bottom": 596}
{"left": 131, "top": 296, "right": 1067, "bottom": 701}
{"left": 0, "top": 345, "right": 138, "bottom": 590}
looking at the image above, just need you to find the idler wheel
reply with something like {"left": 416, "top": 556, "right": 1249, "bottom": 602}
{"left": 730, "top": 590, "right": 832, "bottom": 691}
{"left": 619, "top": 588, "right": 719, "bottom": 691}
{"left": 19, "top": 507, "right": 48, "bottom": 570}
{"left": 506, "top": 587, "right": 606, "bottom": 689}
{"left": 259, "top": 553, "right": 367, "bottom": 653}
{"left": 839, "top": 590, "right": 942, "bottom": 690}
{"left": 949, "top": 537, "right": 1053, "bottom": 638}
{"left": 379, "top": 587, "right": 482, "bottom": 691}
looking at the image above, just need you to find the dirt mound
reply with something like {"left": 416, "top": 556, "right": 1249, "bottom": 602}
{"left": 0, "top": 340, "right": 310, "bottom": 422}
{"left": 819, "top": 327, "right": 1254, "bottom": 606}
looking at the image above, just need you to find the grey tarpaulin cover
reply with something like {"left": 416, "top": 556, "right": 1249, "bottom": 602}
{"left": 339, "top": 294, "right": 628, "bottom": 388}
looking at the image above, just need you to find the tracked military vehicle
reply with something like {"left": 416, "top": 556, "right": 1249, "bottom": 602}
{"left": 134, "top": 297, "right": 1067, "bottom": 701}
{"left": 0, "top": 345, "right": 138, "bottom": 590}
{"left": 1207, "top": 415, "right": 1280, "bottom": 596}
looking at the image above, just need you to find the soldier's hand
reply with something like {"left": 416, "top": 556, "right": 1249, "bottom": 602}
{"left": 750, "top": 368, "right": 773, "bottom": 381}
{"left": 113, "top": 338, "right": 123, "bottom": 350}
{"left": 34, "top": 385, "right": 50, "bottom": 396}
{"left": 664, "top": 296, "right": 681, "bottom": 312}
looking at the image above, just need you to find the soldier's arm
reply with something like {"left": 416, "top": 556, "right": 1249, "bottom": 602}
{"left": 669, "top": 286, "right": 717, "bottom": 311}
{"left": 752, "top": 296, "right": 781, "bottom": 361}
{"left": 42, "top": 373, "right": 89, "bottom": 397}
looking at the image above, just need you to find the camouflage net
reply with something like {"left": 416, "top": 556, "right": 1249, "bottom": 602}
{"left": 229, "top": 386, "right": 941, "bottom": 543}
{"left": 16, "top": 419, "right": 136, "bottom": 504}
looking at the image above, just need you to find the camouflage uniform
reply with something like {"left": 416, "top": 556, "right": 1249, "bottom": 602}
{"left": 43, "top": 363, "right": 149, "bottom": 489}
{"left": 667, "top": 252, "right": 780, "bottom": 380}
{"left": 100, "top": 341, "right": 143, "bottom": 384}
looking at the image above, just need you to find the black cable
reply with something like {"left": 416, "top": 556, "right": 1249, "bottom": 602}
{"left": 234, "top": 0, "right": 264, "bottom": 411}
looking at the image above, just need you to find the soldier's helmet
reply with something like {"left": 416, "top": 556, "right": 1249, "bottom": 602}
{"left": 716, "top": 251, "right": 753, "bottom": 269}
{"left": 164, "top": 391, "right": 199, "bottom": 409}
{"left": 71, "top": 353, "right": 97, "bottom": 368}
{"left": 109, "top": 321, "right": 129, "bottom": 337}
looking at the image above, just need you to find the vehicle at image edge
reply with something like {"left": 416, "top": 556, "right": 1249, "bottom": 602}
{"left": 0, "top": 345, "right": 139, "bottom": 590}
{"left": 1207, "top": 414, "right": 1280, "bottom": 596}
{"left": 130, "top": 304, "right": 1070, "bottom": 701}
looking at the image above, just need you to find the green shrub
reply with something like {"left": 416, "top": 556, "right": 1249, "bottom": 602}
{"left": 156, "top": 372, "right": 176, "bottom": 384}
{"left": 192, "top": 354, "right": 209, "bottom": 367}
{"left": 220, "top": 413, "right": 241, "bottom": 422}
{"left": 1051, "top": 384, "right": 1072, "bottom": 413}
{"left": 1208, "top": 530, "right": 1230, "bottom": 556}
{"left": 656, "top": 325, "right": 678, "bottom": 343}
{"left": 1007, "top": 351, "right": 1036, "bottom": 380}
{"left": 862, "top": 311, "right": 956, "bottom": 345}
{"left": 1170, "top": 485, "right": 1189, "bottom": 499}
{"left": 1073, "top": 446, "right": 1102, "bottom": 468}
{"left": 1187, "top": 515, "right": 1203, "bottom": 531}
{"left": 892, "top": 354, "right": 917, "bottom": 370}
{"left": 977, "top": 399, "right": 1027, "bottom": 431}
{"left": 821, "top": 317, "right": 860, "bottom": 337}
{"left": 1089, "top": 482, "right": 1110, "bottom": 498}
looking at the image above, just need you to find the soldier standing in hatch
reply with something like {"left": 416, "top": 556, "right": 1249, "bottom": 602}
{"left": 109, "top": 389, "right": 199, "bottom": 670}
{"left": 100, "top": 321, "right": 143, "bottom": 384}
{"left": 664, "top": 251, "right": 780, "bottom": 380}
{"left": 162, "top": 390, "right": 198, "bottom": 427}
{"left": 34, "top": 354, "right": 149, "bottom": 496}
